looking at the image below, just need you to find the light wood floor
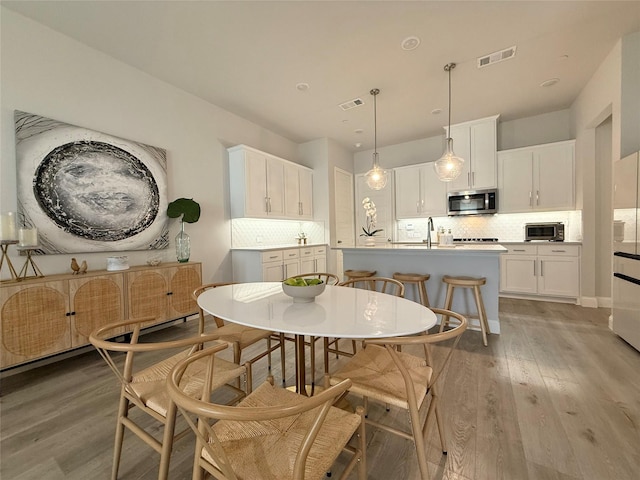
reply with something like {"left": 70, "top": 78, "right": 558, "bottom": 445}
{"left": 1, "top": 298, "right": 639, "bottom": 479}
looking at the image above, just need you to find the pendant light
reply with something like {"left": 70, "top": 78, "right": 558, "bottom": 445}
{"left": 365, "top": 88, "right": 388, "bottom": 190}
{"left": 434, "top": 63, "right": 465, "bottom": 182}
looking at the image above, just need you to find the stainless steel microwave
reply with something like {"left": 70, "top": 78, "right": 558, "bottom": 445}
{"left": 447, "top": 189, "right": 498, "bottom": 216}
{"left": 525, "top": 222, "right": 565, "bottom": 242}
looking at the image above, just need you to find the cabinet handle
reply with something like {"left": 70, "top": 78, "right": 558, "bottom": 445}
{"left": 472, "top": 171, "right": 475, "bottom": 186}
{"left": 551, "top": 249, "right": 566, "bottom": 253}
{"left": 268, "top": 197, "right": 272, "bottom": 212}
{"left": 467, "top": 172, "right": 471, "bottom": 186}
{"left": 416, "top": 201, "right": 420, "bottom": 213}
{"left": 269, "top": 255, "right": 279, "bottom": 259}
{"left": 529, "top": 191, "right": 532, "bottom": 207}
{"left": 533, "top": 261, "right": 537, "bottom": 276}
{"left": 66, "top": 312, "right": 76, "bottom": 316}
{"left": 536, "top": 190, "right": 540, "bottom": 206}
{"left": 265, "top": 197, "right": 269, "bottom": 212}
{"left": 167, "top": 291, "right": 173, "bottom": 296}
{"left": 337, "top": 240, "right": 342, "bottom": 244}
{"left": 513, "top": 249, "right": 525, "bottom": 252}
{"left": 288, "top": 253, "right": 296, "bottom": 257}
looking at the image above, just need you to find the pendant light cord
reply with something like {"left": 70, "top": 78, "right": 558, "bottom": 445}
{"left": 370, "top": 88, "right": 380, "bottom": 162}
{"left": 445, "top": 63, "right": 455, "bottom": 138}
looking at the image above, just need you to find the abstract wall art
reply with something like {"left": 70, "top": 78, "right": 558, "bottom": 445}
{"left": 15, "top": 111, "right": 169, "bottom": 254}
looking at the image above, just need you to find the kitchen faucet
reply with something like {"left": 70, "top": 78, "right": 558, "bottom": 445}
{"left": 426, "top": 217, "right": 434, "bottom": 248}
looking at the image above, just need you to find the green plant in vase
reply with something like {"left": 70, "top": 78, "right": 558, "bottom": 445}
{"left": 167, "top": 198, "right": 201, "bottom": 262}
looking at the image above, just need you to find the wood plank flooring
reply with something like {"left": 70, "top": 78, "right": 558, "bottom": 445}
{"left": 1, "top": 298, "right": 639, "bottom": 479}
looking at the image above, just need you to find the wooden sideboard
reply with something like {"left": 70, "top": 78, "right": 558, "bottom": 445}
{"left": 0, "top": 262, "right": 202, "bottom": 370}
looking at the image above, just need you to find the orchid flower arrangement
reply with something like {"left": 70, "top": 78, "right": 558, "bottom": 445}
{"left": 360, "top": 197, "right": 383, "bottom": 237}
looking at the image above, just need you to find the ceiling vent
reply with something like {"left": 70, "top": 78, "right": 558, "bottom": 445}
{"left": 339, "top": 98, "right": 364, "bottom": 111}
{"left": 477, "top": 46, "right": 517, "bottom": 68}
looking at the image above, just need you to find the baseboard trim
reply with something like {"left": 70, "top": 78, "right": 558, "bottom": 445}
{"left": 580, "top": 296, "right": 599, "bottom": 308}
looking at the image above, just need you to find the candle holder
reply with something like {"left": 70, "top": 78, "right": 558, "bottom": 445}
{"left": 17, "top": 246, "right": 44, "bottom": 280}
{"left": 0, "top": 240, "right": 20, "bottom": 282}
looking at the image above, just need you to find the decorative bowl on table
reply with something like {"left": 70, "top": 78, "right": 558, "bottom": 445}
{"left": 282, "top": 278, "right": 326, "bottom": 303}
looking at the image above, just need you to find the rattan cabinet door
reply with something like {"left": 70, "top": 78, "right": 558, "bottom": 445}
{"left": 126, "top": 270, "right": 170, "bottom": 327}
{"left": 0, "top": 281, "right": 70, "bottom": 368}
{"left": 166, "top": 264, "right": 202, "bottom": 318}
{"left": 69, "top": 274, "right": 125, "bottom": 347}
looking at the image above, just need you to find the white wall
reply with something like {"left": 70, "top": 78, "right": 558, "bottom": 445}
{"left": 353, "top": 110, "right": 572, "bottom": 174}
{"left": 0, "top": 8, "right": 299, "bottom": 282}
{"left": 621, "top": 32, "right": 640, "bottom": 157}
{"left": 570, "top": 39, "right": 622, "bottom": 303}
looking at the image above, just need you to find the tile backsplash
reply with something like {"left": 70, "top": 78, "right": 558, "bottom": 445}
{"left": 232, "top": 218, "right": 326, "bottom": 247}
{"left": 396, "top": 210, "right": 582, "bottom": 243}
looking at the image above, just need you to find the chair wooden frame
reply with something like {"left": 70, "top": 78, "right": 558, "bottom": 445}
{"left": 193, "top": 282, "right": 286, "bottom": 391}
{"left": 326, "top": 308, "right": 467, "bottom": 480}
{"left": 324, "top": 277, "right": 406, "bottom": 375}
{"left": 167, "top": 344, "right": 367, "bottom": 480}
{"left": 89, "top": 318, "right": 246, "bottom": 480}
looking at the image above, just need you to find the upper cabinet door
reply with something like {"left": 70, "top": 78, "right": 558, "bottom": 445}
{"left": 498, "top": 149, "right": 534, "bottom": 213}
{"left": 244, "top": 149, "right": 269, "bottom": 217}
{"left": 298, "top": 168, "right": 313, "bottom": 219}
{"left": 395, "top": 164, "right": 422, "bottom": 218}
{"left": 534, "top": 141, "right": 575, "bottom": 211}
{"left": 265, "top": 156, "right": 285, "bottom": 216}
{"left": 284, "top": 163, "right": 313, "bottom": 219}
{"left": 446, "top": 115, "right": 498, "bottom": 192}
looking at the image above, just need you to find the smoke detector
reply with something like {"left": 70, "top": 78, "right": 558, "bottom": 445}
{"left": 477, "top": 46, "right": 517, "bottom": 68}
{"left": 339, "top": 98, "right": 364, "bottom": 111}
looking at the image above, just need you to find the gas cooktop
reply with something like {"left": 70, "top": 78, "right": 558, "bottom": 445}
{"left": 453, "top": 237, "right": 499, "bottom": 243}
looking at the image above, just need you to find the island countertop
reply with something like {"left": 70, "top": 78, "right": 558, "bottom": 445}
{"left": 336, "top": 244, "right": 507, "bottom": 253}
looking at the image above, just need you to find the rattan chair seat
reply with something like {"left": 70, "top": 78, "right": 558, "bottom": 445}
{"left": 213, "top": 323, "right": 274, "bottom": 349}
{"left": 131, "top": 349, "right": 246, "bottom": 417}
{"left": 329, "top": 344, "right": 432, "bottom": 410}
{"left": 200, "top": 381, "right": 361, "bottom": 479}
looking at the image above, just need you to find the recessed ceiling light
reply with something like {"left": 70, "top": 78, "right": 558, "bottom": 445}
{"left": 401, "top": 36, "right": 421, "bottom": 51}
{"left": 354, "top": 142, "right": 362, "bottom": 148}
{"left": 342, "top": 119, "right": 349, "bottom": 123}
{"left": 431, "top": 108, "right": 442, "bottom": 115}
{"left": 354, "top": 128, "right": 364, "bottom": 134}
{"left": 540, "top": 78, "right": 560, "bottom": 88}
{"left": 296, "top": 82, "right": 310, "bottom": 91}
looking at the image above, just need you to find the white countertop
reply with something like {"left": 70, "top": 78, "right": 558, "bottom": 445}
{"left": 231, "top": 243, "right": 327, "bottom": 251}
{"left": 336, "top": 243, "right": 507, "bottom": 253}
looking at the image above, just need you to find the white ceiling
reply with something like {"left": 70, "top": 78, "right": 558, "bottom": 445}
{"left": 3, "top": 1, "right": 639, "bottom": 152}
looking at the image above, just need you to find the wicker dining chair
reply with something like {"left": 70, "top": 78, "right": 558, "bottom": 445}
{"left": 89, "top": 318, "right": 246, "bottom": 480}
{"left": 167, "top": 343, "right": 367, "bottom": 480}
{"left": 193, "top": 282, "right": 286, "bottom": 392}
{"left": 325, "top": 308, "right": 467, "bottom": 480}
{"left": 324, "top": 277, "right": 405, "bottom": 374}
{"left": 288, "top": 272, "right": 340, "bottom": 389}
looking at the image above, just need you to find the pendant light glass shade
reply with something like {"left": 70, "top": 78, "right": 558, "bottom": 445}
{"left": 434, "top": 63, "right": 465, "bottom": 182}
{"left": 366, "top": 88, "right": 388, "bottom": 190}
{"left": 434, "top": 137, "right": 465, "bottom": 182}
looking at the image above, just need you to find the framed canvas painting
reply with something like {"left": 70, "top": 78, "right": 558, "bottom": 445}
{"left": 15, "top": 110, "right": 169, "bottom": 254}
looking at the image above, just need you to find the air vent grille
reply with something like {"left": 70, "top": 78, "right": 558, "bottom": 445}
{"left": 339, "top": 98, "right": 364, "bottom": 111}
{"left": 477, "top": 46, "right": 517, "bottom": 68}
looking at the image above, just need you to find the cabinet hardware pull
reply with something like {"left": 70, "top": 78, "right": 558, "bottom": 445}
{"left": 536, "top": 190, "right": 540, "bottom": 205}
{"left": 533, "top": 261, "right": 537, "bottom": 276}
{"left": 472, "top": 171, "right": 475, "bottom": 186}
{"left": 270, "top": 255, "right": 278, "bottom": 259}
{"left": 551, "top": 250, "right": 566, "bottom": 253}
{"left": 540, "top": 261, "right": 544, "bottom": 276}
{"left": 467, "top": 172, "right": 471, "bottom": 186}
{"left": 66, "top": 312, "right": 71, "bottom": 317}
{"left": 416, "top": 201, "right": 420, "bottom": 213}
{"left": 268, "top": 197, "right": 272, "bottom": 212}
{"left": 513, "top": 249, "right": 525, "bottom": 252}
{"left": 167, "top": 291, "right": 173, "bottom": 295}
{"left": 337, "top": 240, "right": 342, "bottom": 244}
{"left": 529, "top": 191, "right": 532, "bottom": 206}
{"left": 265, "top": 197, "right": 269, "bottom": 212}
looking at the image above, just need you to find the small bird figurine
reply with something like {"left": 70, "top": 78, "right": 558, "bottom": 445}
{"left": 79, "top": 260, "right": 88, "bottom": 274}
{"left": 71, "top": 257, "right": 80, "bottom": 274}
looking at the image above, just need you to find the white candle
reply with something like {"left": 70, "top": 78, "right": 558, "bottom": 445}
{"left": 0, "top": 213, "right": 18, "bottom": 241}
{"left": 18, "top": 228, "right": 38, "bottom": 247}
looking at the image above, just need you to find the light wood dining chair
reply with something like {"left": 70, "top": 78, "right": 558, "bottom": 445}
{"left": 289, "top": 272, "right": 340, "bottom": 389}
{"left": 89, "top": 318, "right": 246, "bottom": 480}
{"left": 325, "top": 308, "right": 467, "bottom": 480}
{"left": 193, "top": 282, "right": 286, "bottom": 391}
{"left": 324, "top": 277, "right": 406, "bottom": 374}
{"left": 167, "top": 343, "right": 367, "bottom": 480}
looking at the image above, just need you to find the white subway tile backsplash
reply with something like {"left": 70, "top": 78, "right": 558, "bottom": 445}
{"left": 232, "top": 218, "right": 326, "bottom": 247}
{"left": 396, "top": 211, "right": 582, "bottom": 242}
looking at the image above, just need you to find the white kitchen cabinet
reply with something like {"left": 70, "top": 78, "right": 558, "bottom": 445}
{"left": 232, "top": 245, "right": 329, "bottom": 282}
{"left": 284, "top": 162, "right": 313, "bottom": 219}
{"left": 445, "top": 115, "right": 499, "bottom": 192}
{"left": 395, "top": 163, "right": 446, "bottom": 218}
{"left": 500, "top": 244, "right": 580, "bottom": 299}
{"left": 355, "top": 173, "right": 393, "bottom": 245}
{"left": 300, "top": 245, "right": 327, "bottom": 273}
{"left": 498, "top": 140, "right": 575, "bottom": 213}
{"left": 229, "top": 145, "right": 313, "bottom": 220}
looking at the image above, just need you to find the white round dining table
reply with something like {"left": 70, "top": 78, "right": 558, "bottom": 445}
{"left": 197, "top": 282, "right": 438, "bottom": 394}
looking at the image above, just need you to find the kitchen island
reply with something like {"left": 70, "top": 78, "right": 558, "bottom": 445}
{"left": 338, "top": 244, "right": 507, "bottom": 334}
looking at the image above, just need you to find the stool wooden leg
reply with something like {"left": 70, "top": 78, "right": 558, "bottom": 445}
{"left": 418, "top": 281, "right": 430, "bottom": 307}
{"left": 440, "top": 284, "right": 454, "bottom": 332}
{"left": 473, "top": 285, "right": 489, "bottom": 346}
